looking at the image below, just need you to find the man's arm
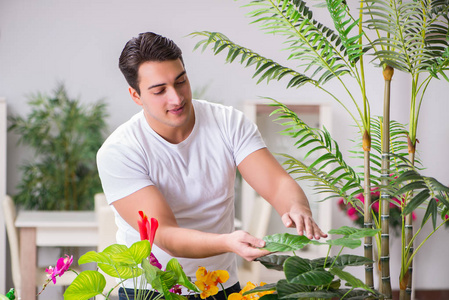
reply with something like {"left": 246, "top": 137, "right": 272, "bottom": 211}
{"left": 238, "top": 147, "right": 328, "bottom": 240}
{"left": 112, "top": 185, "right": 271, "bottom": 261}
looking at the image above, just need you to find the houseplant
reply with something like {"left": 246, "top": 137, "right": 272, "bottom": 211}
{"left": 8, "top": 83, "right": 108, "bottom": 210}
{"left": 40, "top": 210, "right": 380, "bottom": 300}
{"left": 190, "top": 0, "right": 449, "bottom": 299}
{"left": 40, "top": 211, "right": 233, "bottom": 300}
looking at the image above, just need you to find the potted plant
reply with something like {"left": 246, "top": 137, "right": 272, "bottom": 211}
{"left": 191, "top": 1, "right": 449, "bottom": 299}
{"left": 8, "top": 83, "right": 108, "bottom": 210}
{"left": 40, "top": 210, "right": 381, "bottom": 300}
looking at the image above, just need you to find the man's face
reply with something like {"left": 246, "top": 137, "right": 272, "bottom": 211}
{"left": 129, "top": 59, "right": 193, "bottom": 141}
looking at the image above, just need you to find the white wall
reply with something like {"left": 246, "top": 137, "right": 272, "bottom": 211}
{"left": 1, "top": 0, "right": 448, "bottom": 294}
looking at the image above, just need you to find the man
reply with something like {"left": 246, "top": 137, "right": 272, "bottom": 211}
{"left": 97, "top": 32, "right": 327, "bottom": 300}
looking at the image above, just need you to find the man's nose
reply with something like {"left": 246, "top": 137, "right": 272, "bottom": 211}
{"left": 167, "top": 87, "right": 183, "bottom": 104}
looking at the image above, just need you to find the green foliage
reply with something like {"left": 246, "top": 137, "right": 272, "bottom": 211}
{"left": 190, "top": 31, "right": 315, "bottom": 88}
{"left": 250, "top": 227, "right": 383, "bottom": 299}
{"left": 8, "top": 83, "right": 108, "bottom": 210}
{"left": 350, "top": 117, "right": 418, "bottom": 186}
{"left": 192, "top": 0, "right": 449, "bottom": 295}
{"left": 268, "top": 100, "right": 363, "bottom": 206}
{"left": 364, "top": 0, "right": 449, "bottom": 75}
{"left": 387, "top": 160, "right": 449, "bottom": 230}
{"left": 65, "top": 240, "right": 199, "bottom": 300}
{"left": 0, "top": 289, "right": 15, "bottom": 300}
{"left": 64, "top": 271, "right": 106, "bottom": 300}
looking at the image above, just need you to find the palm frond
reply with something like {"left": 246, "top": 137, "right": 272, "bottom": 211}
{"left": 349, "top": 117, "right": 421, "bottom": 187}
{"left": 239, "top": 0, "right": 365, "bottom": 83}
{"left": 190, "top": 31, "right": 315, "bottom": 88}
{"left": 325, "top": 0, "right": 364, "bottom": 64}
{"left": 268, "top": 99, "right": 363, "bottom": 204}
{"left": 387, "top": 158, "right": 449, "bottom": 230}
{"left": 364, "top": 0, "right": 449, "bottom": 75}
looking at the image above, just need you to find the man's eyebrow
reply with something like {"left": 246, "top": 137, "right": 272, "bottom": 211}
{"left": 148, "top": 71, "right": 187, "bottom": 90}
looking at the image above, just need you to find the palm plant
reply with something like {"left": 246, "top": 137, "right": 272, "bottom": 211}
{"left": 191, "top": 0, "right": 449, "bottom": 299}
{"left": 8, "top": 83, "right": 108, "bottom": 210}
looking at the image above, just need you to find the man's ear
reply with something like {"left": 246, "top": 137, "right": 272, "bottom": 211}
{"left": 129, "top": 87, "right": 142, "bottom": 106}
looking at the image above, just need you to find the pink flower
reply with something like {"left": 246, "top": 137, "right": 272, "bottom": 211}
{"left": 150, "top": 252, "right": 162, "bottom": 269}
{"left": 355, "top": 193, "right": 365, "bottom": 203}
{"left": 347, "top": 207, "right": 359, "bottom": 221}
{"left": 170, "top": 284, "right": 182, "bottom": 295}
{"left": 45, "top": 255, "right": 73, "bottom": 284}
{"left": 372, "top": 201, "right": 380, "bottom": 213}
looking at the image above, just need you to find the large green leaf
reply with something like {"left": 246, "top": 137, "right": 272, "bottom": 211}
{"left": 63, "top": 270, "right": 106, "bottom": 300}
{"left": 260, "top": 294, "right": 279, "bottom": 300}
{"left": 329, "top": 267, "right": 373, "bottom": 292}
{"left": 276, "top": 279, "right": 311, "bottom": 299}
{"left": 243, "top": 283, "right": 277, "bottom": 296}
{"left": 112, "top": 240, "right": 151, "bottom": 265}
{"left": 166, "top": 258, "right": 200, "bottom": 293}
{"left": 312, "top": 254, "right": 373, "bottom": 269}
{"left": 284, "top": 256, "right": 334, "bottom": 286}
{"left": 334, "top": 288, "right": 381, "bottom": 299}
{"left": 326, "top": 237, "right": 361, "bottom": 249}
{"left": 141, "top": 259, "right": 187, "bottom": 300}
{"left": 79, "top": 243, "right": 145, "bottom": 279}
{"left": 279, "top": 290, "right": 339, "bottom": 299}
{"left": 328, "top": 226, "right": 380, "bottom": 238}
{"left": 79, "top": 244, "right": 128, "bottom": 265}
{"left": 262, "top": 233, "right": 312, "bottom": 252}
{"left": 256, "top": 255, "right": 291, "bottom": 271}
{"left": 142, "top": 258, "right": 160, "bottom": 284}
{"left": 151, "top": 271, "right": 178, "bottom": 300}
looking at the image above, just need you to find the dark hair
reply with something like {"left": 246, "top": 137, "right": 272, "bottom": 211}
{"left": 118, "top": 32, "right": 184, "bottom": 94}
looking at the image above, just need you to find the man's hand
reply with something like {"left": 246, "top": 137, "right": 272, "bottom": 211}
{"left": 224, "top": 230, "right": 271, "bottom": 261}
{"left": 281, "top": 204, "right": 327, "bottom": 240}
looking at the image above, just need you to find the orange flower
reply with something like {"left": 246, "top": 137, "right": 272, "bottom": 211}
{"left": 228, "top": 282, "right": 274, "bottom": 300}
{"left": 195, "top": 267, "right": 229, "bottom": 299}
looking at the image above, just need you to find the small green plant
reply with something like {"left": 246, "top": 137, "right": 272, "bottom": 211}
{"left": 0, "top": 288, "right": 15, "bottom": 300}
{"left": 249, "top": 226, "right": 383, "bottom": 300}
{"left": 8, "top": 83, "right": 108, "bottom": 210}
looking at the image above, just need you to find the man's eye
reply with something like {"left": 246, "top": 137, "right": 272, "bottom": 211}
{"left": 153, "top": 89, "right": 165, "bottom": 95}
{"left": 176, "top": 79, "right": 186, "bottom": 85}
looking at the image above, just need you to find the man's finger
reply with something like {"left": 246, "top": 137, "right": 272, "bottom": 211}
{"left": 281, "top": 213, "right": 294, "bottom": 228}
{"left": 304, "top": 217, "right": 314, "bottom": 239}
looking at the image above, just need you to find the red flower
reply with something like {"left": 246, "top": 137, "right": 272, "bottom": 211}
{"left": 138, "top": 211, "right": 158, "bottom": 247}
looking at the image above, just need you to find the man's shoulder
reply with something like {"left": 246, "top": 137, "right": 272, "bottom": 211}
{"left": 193, "top": 99, "right": 240, "bottom": 118}
{"left": 98, "top": 111, "right": 146, "bottom": 154}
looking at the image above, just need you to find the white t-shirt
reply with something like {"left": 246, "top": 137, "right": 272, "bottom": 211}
{"left": 96, "top": 99, "right": 266, "bottom": 291}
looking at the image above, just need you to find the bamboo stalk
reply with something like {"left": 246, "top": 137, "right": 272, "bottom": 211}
{"left": 400, "top": 146, "right": 416, "bottom": 300}
{"left": 380, "top": 65, "right": 394, "bottom": 299}
{"left": 363, "top": 132, "right": 374, "bottom": 289}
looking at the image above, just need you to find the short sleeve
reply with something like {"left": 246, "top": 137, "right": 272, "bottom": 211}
{"left": 224, "top": 107, "right": 266, "bottom": 165}
{"left": 96, "top": 142, "right": 153, "bottom": 204}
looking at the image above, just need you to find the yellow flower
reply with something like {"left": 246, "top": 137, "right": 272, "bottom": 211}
{"left": 195, "top": 267, "right": 229, "bottom": 299}
{"left": 228, "top": 282, "right": 274, "bottom": 300}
